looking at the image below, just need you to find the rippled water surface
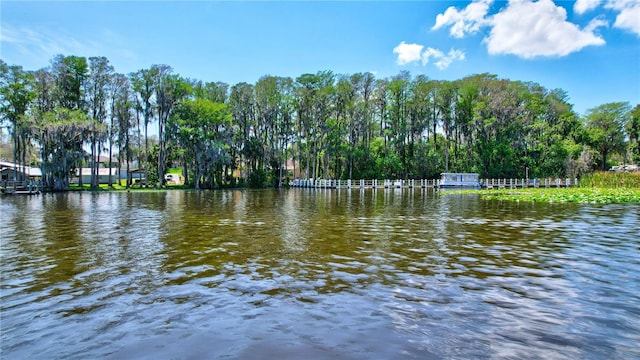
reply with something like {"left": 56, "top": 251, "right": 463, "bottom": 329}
{"left": 1, "top": 189, "right": 639, "bottom": 359}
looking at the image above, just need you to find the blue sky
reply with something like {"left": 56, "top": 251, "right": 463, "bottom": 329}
{"left": 1, "top": 0, "right": 639, "bottom": 116}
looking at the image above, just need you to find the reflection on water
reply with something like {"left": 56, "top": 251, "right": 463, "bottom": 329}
{"left": 1, "top": 189, "right": 639, "bottom": 359}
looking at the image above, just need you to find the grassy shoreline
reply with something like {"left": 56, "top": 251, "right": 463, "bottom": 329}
{"left": 470, "top": 187, "right": 640, "bottom": 204}
{"left": 449, "top": 172, "right": 640, "bottom": 204}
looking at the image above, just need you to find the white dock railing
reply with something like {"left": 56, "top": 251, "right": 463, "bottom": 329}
{"left": 482, "top": 178, "right": 578, "bottom": 189}
{"left": 289, "top": 179, "right": 442, "bottom": 189}
{"left": 289, "top": 178, "right": 579, "bottom": 189}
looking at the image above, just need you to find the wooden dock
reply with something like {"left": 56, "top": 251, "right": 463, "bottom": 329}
{"left": 289, "top": 178, "right": 579, "bottom": 190}
{"left": 1, "top": 181, "right": 41, "bottom": 195}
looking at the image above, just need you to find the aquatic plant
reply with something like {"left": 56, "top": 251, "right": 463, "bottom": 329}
{"left": 478, "top": 188, "right": 640, "bottom": 204}
{"left": 579, "top": 171, "right": 640, "bottom": 189}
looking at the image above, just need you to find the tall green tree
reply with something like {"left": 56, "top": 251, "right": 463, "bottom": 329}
{"left": 32, "top": 68, "right": 55, "bottom": 113}
{"left": 111, "top": 73, "right": 133, "bottom": 187}
{"left": 584, "top": 102, "right": 631, "bottom": 170}
{"left": 294, "top": 71, "right": 335, "bottom": 180}
{"left": 335, "top": 75, "right": 356, "bottom": 179}
{"left": 87, "top": 56, "right": 114, "bottom": 187}
{"left": 32, "top": 108, "right": 92, "bottom": 191}
{"left": 49, "top": 55, "right": 90, "bottom": 185}
{"left": 255, "top": 75, "right": 279, "bottom": 183}
{"left": 386, "top": 71, "right": 411, "bottom": 178}
{"left": 345, "top": 73, "right": 377, "bottom": 179}
{"left": 153, "top": 65, "right": 190, "bottom": 187}
{"left": 170, "top": 98, "right": 232, "bottom": 189}
{"left": 0, "top": 60, "right": 35, "bottom": 180}
{"left": 276, "top": 77, "right": 295, "bottom": 187}
{"left": 129, "top": 67, "right": 158, "bottom": 184}
{"left": 627, "top": 105, "right": 640, "bottom": 164}
{"left": 435, "top": 80, "right": 457, "bottom": 172}
{"left": 193, "top": 81, "right": 229, "bottom": 104}
{"left": 294, "top": 73, "right": 315, "bottom": 179}
{"left": 453, "top": 78, "right": 479, "bottom": 170}
{"left": 51, "top": 55, "right": 88, "bottom": 111}
{"left": 229, "top": 82, "right": 256, "bottom": 183}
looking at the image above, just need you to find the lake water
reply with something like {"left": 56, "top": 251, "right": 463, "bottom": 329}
{"left": 1, "top": 189, "right": 639, "bottom": 359}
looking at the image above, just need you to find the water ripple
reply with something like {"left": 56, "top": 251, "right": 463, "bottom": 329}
{"left": 1, "top": 191, "right": 638, "bottom": 359}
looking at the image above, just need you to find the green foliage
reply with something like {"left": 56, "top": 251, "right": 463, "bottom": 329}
{"left": 412, "top": 141, "right": 443, "bottom": 179}
{"left": 535, "top": 141, "right": 569, "bottom": 178}
{"left": 0, "top": 60, "right": 36, "bottom": 180}
{"left": 247, "top": 168, "right": 268, "bottom": 188}
{"left": 146, "top": 144, "right": 160, "bottom": 186}
{"left": 350, "top": 145, "right": 380, "bottom": 179}
{"left": 33, "top": 108, "right": 93, "bottom": 191}
{"left": 584, "top": 102, "right": 631, "bottom": 170}
{"left": 376, "top": 151, "right": 402, "bottom": 179}
{"left": 0, "top": 61, "right": 35, "bottom": 125}
{"left": 3, "top": 54, "right": 639, "bottom": 192}
{"left": 51, "top": 55, "right": 88, "bottom": 111}
{"left": 170, "top": 98, "right": 232, "bottom": 189}
{"left": 628, "top": 105, "right": 640, "bottom": 164}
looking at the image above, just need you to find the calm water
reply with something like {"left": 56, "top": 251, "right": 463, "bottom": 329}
{"left": 1, "top": 189, "right": 639, "bottom": 359}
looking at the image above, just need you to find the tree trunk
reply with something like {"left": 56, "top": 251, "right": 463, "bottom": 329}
{"left": 182, "top": 158, "right": 188, "bottom": 186}
{"left": 108, "top": 145, "right": 113, "bottom": 187}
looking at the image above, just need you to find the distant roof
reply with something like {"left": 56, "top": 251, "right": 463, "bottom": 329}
{"left": 96, "top": 155, "right": 119, "bottom": 163}
{"left": 0, "top": 161, "right": 42, "bottom": 177}
{"left": 76, "top": 168, "right": 118, "bottom": 176}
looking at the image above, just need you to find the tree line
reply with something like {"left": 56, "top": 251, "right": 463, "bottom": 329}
{"left": 1, "top": 55, "right": 639, "bottom": 191}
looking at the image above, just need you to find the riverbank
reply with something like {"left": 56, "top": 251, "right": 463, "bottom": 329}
{"left": 56, "top": 171, "right": 640, "bottom": 203}
{"left": 67, "top": 183, "right": 192, "bottom": 192}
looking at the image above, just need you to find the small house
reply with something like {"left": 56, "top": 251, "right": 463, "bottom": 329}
{"left": 0, "top": 161, "right": 42, "bottom": 182}
{"left": 75, "top": 168, "right": 119, "bottom": 184}
{"left": 439, "top": 173, "right": 481, "bottom": 188}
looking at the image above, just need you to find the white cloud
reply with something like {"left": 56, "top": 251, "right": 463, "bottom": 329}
{"left": 432, "top": 0, "right": 493, "bottom": 38}
{"left": 572, "top": 0, "right": 640, "bottom": 36}
{"left": 422, "top": 48, "right": 466, "bottom": 70}
{"left": 393, "top": 41, "right": 424, "bottom": 65}
{"left": 394, "top": 42, "right": 464, "bottom": 70}
{"left": 606, "top": 0, "right": 640, "bottom": 36}
{"left": 585, "top": 16, "right": 609, "bottom": 33}
{"left": 485, "top": 0, "right": 605, "bottom": 58}
{"left": 1, "top": 25, "right": 69, "bottom": 58}
{"left": 421, "top": 47, "right": 444, "bottom": 65}
{"left": 0, "top": 24, "right": 137, "bottom": 69}
{"left": 574, "top": 0, "right": 602, "bottom": 14}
